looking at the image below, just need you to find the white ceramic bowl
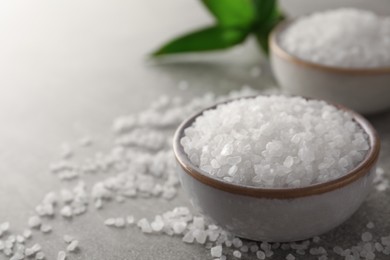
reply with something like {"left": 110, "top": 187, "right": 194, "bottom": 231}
{"left": 173, "top": 96, "right": 380, "bottom": 242}
{"left": 270, "top": 21, "right": 390, "bottom": 115}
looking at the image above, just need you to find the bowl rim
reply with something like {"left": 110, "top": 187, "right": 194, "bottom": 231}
{"left": 173, "top": 95, "right": 381, "bottom": 199}
{"left": 269, "top": 19, "right": 390, "bottom": 75}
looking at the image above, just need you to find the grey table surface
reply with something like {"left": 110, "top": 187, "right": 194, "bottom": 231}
{"left": 0, "top": 0, "right": 390, "bottom": 259}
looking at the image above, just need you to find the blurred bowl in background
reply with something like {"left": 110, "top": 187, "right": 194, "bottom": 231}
{"left": 270, "top": 20, "right": 390, "bottom": 115}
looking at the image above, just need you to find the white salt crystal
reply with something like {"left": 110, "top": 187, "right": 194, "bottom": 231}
{"left": 173, "top": 222, "right": 187, "bottom": 234}
{"left": 127, "top": 216, "right": 135, "bottom": 225}
{"left": 233, "top": 250, "right": 241, "bottom": 258}
{"left": 63, "top": 235, "right": 74, "bottom": 243}
{"left": 283, "top": 156, "right": 294, "bottom": 168}
{"left": 181, "top": 96, "right": 368, "bottom": 188}
{"left": 193, "top": 230, "right": 207, "bottom": 244}
{"left": 60, "top": 189, "right": 74, "bottom": 203}
{"left": 232, "top": 238, "right": 243, "bottom": 248}
{"left": 286, "top": 253, "right": 295, "bottom": 260}
{"left": 115, "top": 218, "right": 126, "bottom": 228}
{"left": 256, "top": 250, "right": 266, "bottom": 259}
{"left": 60, "top": 206, "right": 73, "bottom": 218}
{"left": 104, "top": 218, "right": 116, "bottom": 227}
{"left": 367, "top": 222, "right": 375, "bottom": 229}
{"left": 151, "top": 216, "right": 164, "bottom": 232}
{"left": 313, "top": 236, "right": 321, "bottom": 243}
{"left": 211, "top": 245, "right": 222, "bottom": 257}
{"left": 35, "top": 252, "right": 45, "bottom": 260}
{"left": 40, "top": 224, "right": 52, "bottom": 233}
{"left": 279, "top": 8, "right": 390, "bottom": 68}
{"left": 362, "top": 232, "right": 373, "bottom": 242}
{"left": 0, "top": 222, "right": 10, "bottom": 232}
{"left": 333, "top": 246, "right": 344, "bottom": 255}
{"left": 28, "top": 216, "right": 42, "bottom": 229}
{"left": 318, "top": 255, "right": 327, "bottom": 260}
{"left": 137, "top": 218, "right": 152, "bottom": 233}
{"left": 67, "top": 240, "right": 79, "bottom": 252}
{"left": 182, "top": 231, "right": 195, "bottom": 243}
{"left": 192, "top": 217, "right": 205, "bottom": 230}
{"left": 57, "top": 251, "right": 67, "bottom": 260}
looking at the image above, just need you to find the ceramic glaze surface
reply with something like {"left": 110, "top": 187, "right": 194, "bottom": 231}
{"left": 178, "top": 164, "right": 376, "bottom": 242}
{"left": 271, "top": 53, "right": 390, "bottom": 114}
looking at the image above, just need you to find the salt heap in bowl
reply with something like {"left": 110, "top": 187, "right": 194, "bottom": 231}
{"left": 180, "top": 96, "right": 370, "bottom": 188}
{"left": 278, "top": 8, "right": 390, "bottom": 68}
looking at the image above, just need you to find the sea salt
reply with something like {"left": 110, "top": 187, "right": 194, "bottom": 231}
{"left": 57, "top": 250, "right": 67, "bottom": 260}
{"left": 0, "top": 87, "right": 387, "bottom": 260}
{"left": 28, "top": 216, "right": 42, "bottom": 229}
{"left": 67, "top": 240, "right": 79, "bottom": 252}
{"left": 182, "top": 96, "right": 369, "bottom": 188}
{"left": 211, "top": 245, "right": 223, "bottom": 257}
{"left": 279, "top": 8, "right": 390, "bottom": 68}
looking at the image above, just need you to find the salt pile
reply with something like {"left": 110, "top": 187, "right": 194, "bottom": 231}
{"left": 0, "top": 86, "right": 388, "bottom": 260}
{"left": 279, "top": 8, "right": 390, "bottom": 68}
{"left": 181, "top": 96, "right": 369, "bottom": 188}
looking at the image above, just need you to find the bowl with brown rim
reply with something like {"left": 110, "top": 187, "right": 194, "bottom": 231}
{"left": 270, "top": 19, "right": 390, "bottom": 115}
{"left": 173, "top": 96, "right": 380, "bottom": 242}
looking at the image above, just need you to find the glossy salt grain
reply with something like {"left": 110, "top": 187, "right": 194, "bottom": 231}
{"left": 181, "top": 96, "right": 369, "bottom": 188}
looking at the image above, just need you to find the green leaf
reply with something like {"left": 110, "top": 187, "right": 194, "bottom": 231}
{"left": 201, "top": 0, "right": 256, "bottom": 28}
{"left": 152, "top": 26, "right": 249, "bottom": 56}
{"left": 252, "top": 0, "right": 279, "bottom": 24}
{"left": 252, "top": 0, "right": 285, "bottom": 54}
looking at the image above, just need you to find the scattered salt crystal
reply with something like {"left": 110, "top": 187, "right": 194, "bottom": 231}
{"left": 256, "top": 250, "right": 266, "bottom": 259}
{"left": 28, "top": 216, "right": 42, "bottom": 229}
{"left": 35, "top": 252, "right": 45, "bottom": 259}
{"left": 192, "top": 217, "right": 205, "bottom": 230}
{"left": 182, "top": 231, "right": 195, "bottom": 243}
{"left": 61, "top": 143, "right": 73, "bottom": 159}
{"left": 64, "top": 235, "right": 74, "bottom": 243}
{"left": 125, "top": 216, "right": 135, "bottom": 225}
{"left": 318, "top": 255, "right": 327, "bottom": 260}
{"left": 151, "top": 216, "right": 164, "bottom": 232}
{"left": 233, "top": 250, "right": 242, "bottom": 258}
{"left": 286, "top": 253, "right": 295, "bottom": 260}
{"left": 362, "top": 232, "right": 373, "bottom": 242}
{"left": 104, "top": 218, "right": 116, "bottom": 227}
{"left": 137, "top": 218, "right": 152, "bottom": 233}
{"left": 313, "top": 236, "right": 321, "bottom": 243}
{"left": 67, "top": 240, "right": 79, "bottom": 252}
{"left": 367, "top": 222, "right": 375, "bottom": 229}
{"left": 250, "top": 245, "right": 259, "bottom": 253}
{"left": 60, "top": 206, "right": 73, "bottom": 218}
{"left": 57, "top": 250, "right": 67, "bottom": 260}
{"left": 193, "top": 230, "right": 207, "bottom": 244}
{"left": 211, "top": 245, "right": 222, "bottom": 257}
{"left": 0, "top": 222, "right": 10, "bottom": 232}
{"left": 40, "top": 224, "right": 52, "bottom": 233}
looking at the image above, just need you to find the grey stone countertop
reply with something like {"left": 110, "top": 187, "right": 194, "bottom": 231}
{"left": 0, "top": 0, "right": 389, "bottom": 259}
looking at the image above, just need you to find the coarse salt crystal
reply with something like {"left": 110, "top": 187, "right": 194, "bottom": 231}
{"left": 211, "top": 245, "right": 223, "bottom": 257}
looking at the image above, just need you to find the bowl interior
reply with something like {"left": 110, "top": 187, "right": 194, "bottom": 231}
{"left": 270, "top": 20, "right": 390, "bottom": 75}
{"left": 173, "top": 95, "right": 380, "bottom": 199}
